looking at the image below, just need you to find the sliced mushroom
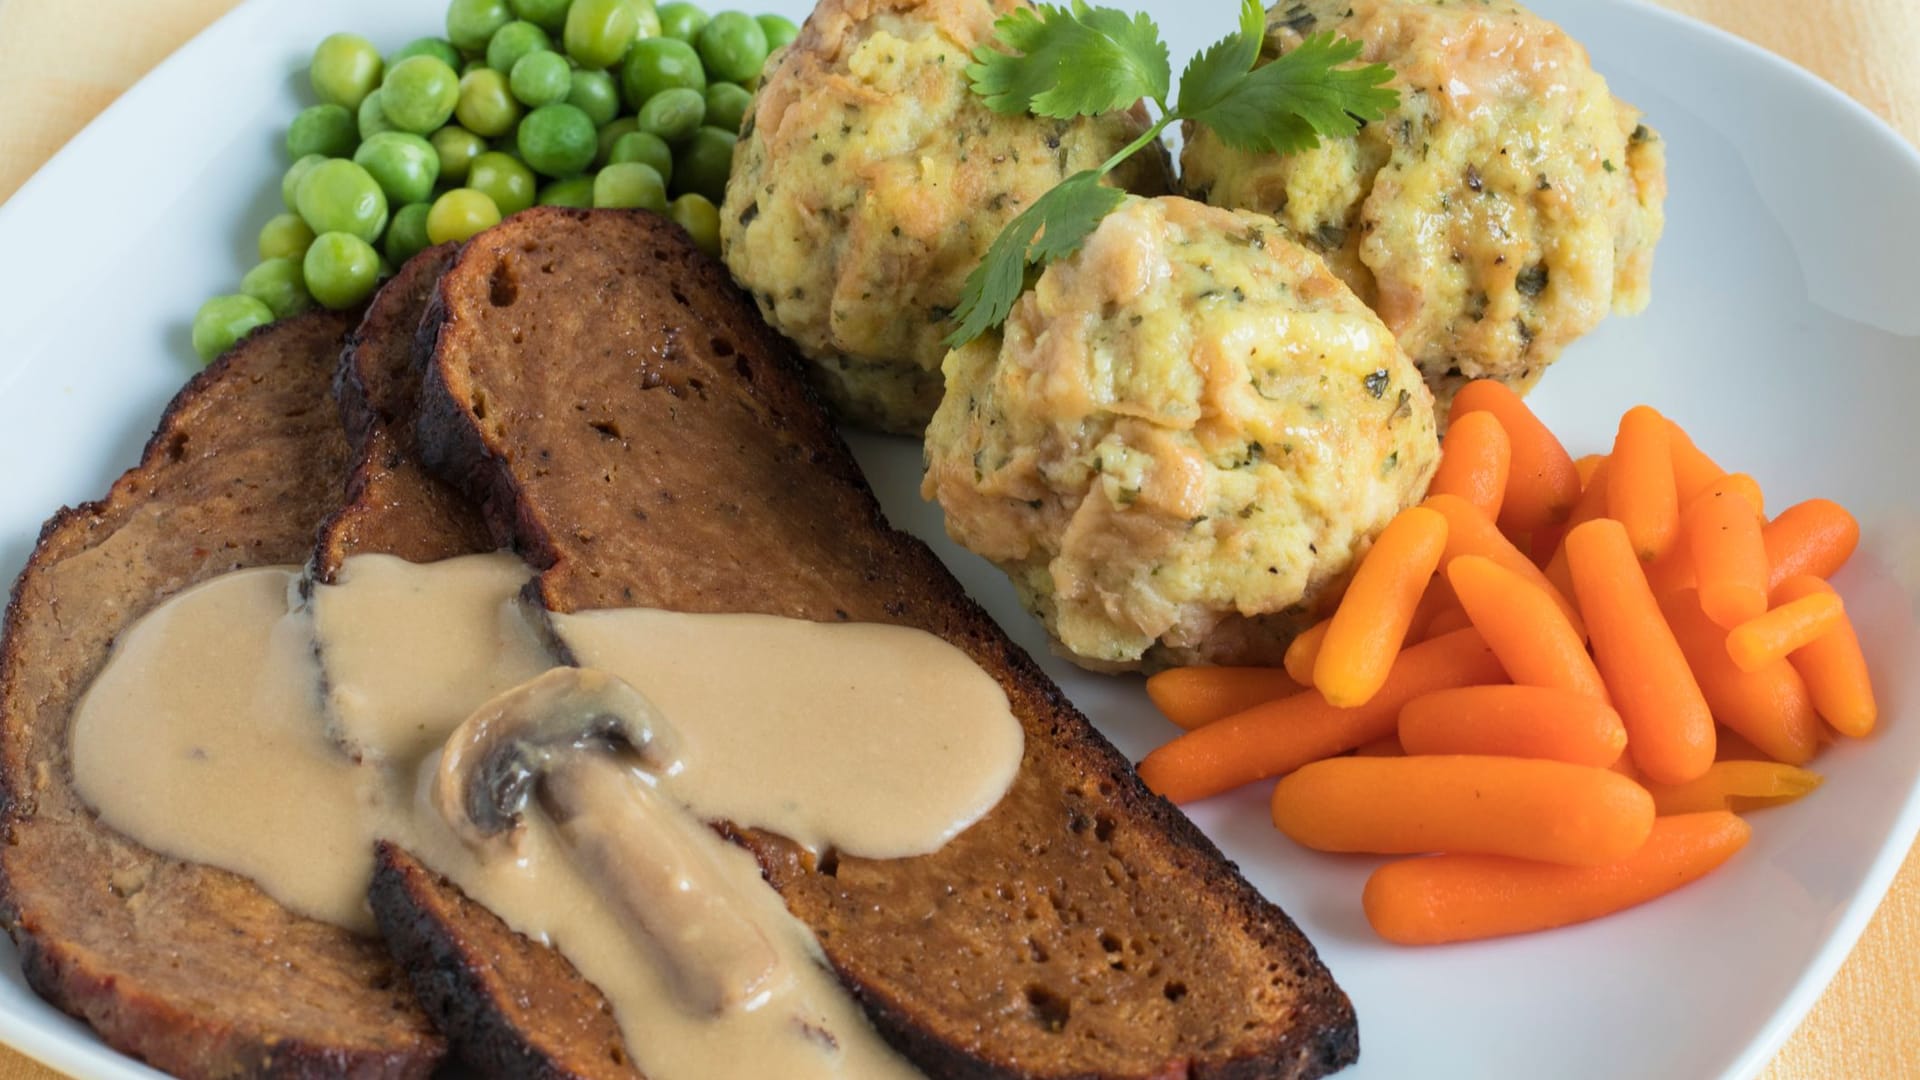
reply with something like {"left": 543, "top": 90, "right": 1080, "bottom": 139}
{"left": 432, "top": 666, "right": 782, "bottom": 1015}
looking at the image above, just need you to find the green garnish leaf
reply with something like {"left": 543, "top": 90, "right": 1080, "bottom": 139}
{"left": 946, "top": 172, "right": 1126, "bottom": 347}
{"left": 1174, "top": 0, "right": 1266, "bottom": 118}
{"left": 1182, "top": 31, "right": 1399, "bottom": 155}
{"left": 968, "top": 1, "right": 1170, "bottom": 119}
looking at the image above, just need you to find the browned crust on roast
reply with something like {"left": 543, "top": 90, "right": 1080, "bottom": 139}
{"left": 314, "top": 245, "right": 491, "bottom": 581}
{"left": 405, "top": 208, "right": 1357, "bottom": 1079}
{"left": 0, "top": 312, "right": 446, "bottom": 1078}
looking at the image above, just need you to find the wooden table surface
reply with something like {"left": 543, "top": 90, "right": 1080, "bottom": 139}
{"left": 0, "top": 0, "right": 1915, "bottom": 1077}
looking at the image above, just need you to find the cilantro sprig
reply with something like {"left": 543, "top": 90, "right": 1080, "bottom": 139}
{"left": 945, "top": 0, "right": 1398, "bottom": 347}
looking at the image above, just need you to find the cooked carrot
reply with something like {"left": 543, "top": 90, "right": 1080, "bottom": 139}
{"left": 1355, "top": 734, "right": 1405, "bottom": 757}
{"left": 1667, "top": 419, "right": 1727, "bottom": 506}
{"left": 1639, "top": 761, "right": 1823, "bottom": 815}
{"left": 1430, "top": 410, "right": 1512, "bottom": 520}
{"left": 1772, "top": 575, "right": 1877, "bottom": 737}
{"left": 1764, "top": 498, "right": 1861, "bottom": 588}
{"left": 1270, "top": 755, "right": 1653, "bottom": 865}
{"left": 1689, "top": 471, "right": 1764, "bottom": 517}
{"left": 1659, "top": 589, "right": 1822, "bottom": 766}
{"left": 1714, "top": 728, "right": 1771, "bottom": 762}
{"left": 1361, "top": 812, "right": 1750, "bottom": 945}
{"left": 1642, "top": 543, "right": 1697, "bottom": 598}
{"left": 1686, "top": 483, "right": 1769, "bottom": 629}
{"left": 1447, "top": 555, "right": 1608, "bottom": 701}
{"left": 1424, "top": 605, "right": 1474, "bottom": 639}
{"left": 1315, "top": 507, "right": 1450, "bottom": 707}
{"left": 1137, "top": 629, "right": 1506, "bottom": 804}
{"left": 1574, "top": 453, "right": 1608, "bottom": 488}
{"left": 1606, "top": 405, "right": 1680, "bottom": 562}
{"left": 1449, "top": 380, "right": 1580, "bottom": 534}
{"left": 1145, "top": 667, "right": 1303, "bottom": 731}
{"left": 1564, "top": 519, "right": 1716, "bottom": 784}
{"left": 1405, "top": 573, "right": 1460, "bottom": 643}
{"left": 1726, "top": 591, "right": 1844, "bottom": 673}
{"left": 1425, "top": 493, "right": 1585, "bottom": 639}
{"left": 1283, "top": 619, "right": 1329, "bottom": 686}
{"left": 1399, "top": 686, "right": 1626, "bottom": 767}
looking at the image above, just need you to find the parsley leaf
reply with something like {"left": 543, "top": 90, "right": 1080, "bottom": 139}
{"left": 968, "top": 1, "right": 1170, "bottom": 119}
{"left": 946, "top": 172, "right": 1126, "bottom": 347}
{"left": 1175, "top": 0, "right": 1266, "bottom": 118}
{"left": 1183, "top": 32, "right": 1399, "bottom": 155}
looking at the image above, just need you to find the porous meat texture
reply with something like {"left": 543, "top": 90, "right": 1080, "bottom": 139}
{"left": 0, "top": 312, "right": 446, "bottom": 1079}
{"left": 314, "top": 243, "right": 492, "bottom": 581}
{"left": 720, "top": 0, "right": 1168, "bottom": 434}
{"left": 1180, "top": 0, "right": 1668, "bottom": 416}
{"left": 924, "top": 196, "right": 1437, "bottom": 671}
{"left": 407, "top": 207, "right": 1357, "bottom": 1079}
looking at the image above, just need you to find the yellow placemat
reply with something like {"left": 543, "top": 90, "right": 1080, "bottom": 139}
{"left": 0, "top": 1, "right": 1914, "bottom": 1077}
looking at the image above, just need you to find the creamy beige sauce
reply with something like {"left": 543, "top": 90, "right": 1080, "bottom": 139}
{"left": 70, "top": 551, "right": 1022, "bottom": 1079}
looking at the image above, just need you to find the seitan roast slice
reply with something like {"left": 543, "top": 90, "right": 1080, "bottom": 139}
{"left": 390, "top": 207, "right": 1359, "bottom": 1079}
{"left": 0, "top": 312, "right": 446, "bottom": 1079}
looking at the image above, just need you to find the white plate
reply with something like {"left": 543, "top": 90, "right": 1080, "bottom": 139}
{"left": 1, "top": 0, "right": 1917, "bottom": 1077}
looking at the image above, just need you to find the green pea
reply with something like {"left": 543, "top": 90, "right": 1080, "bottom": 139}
{"left": 192, "top": 295, "right": 276, "bottom": 363}
{"left": 517, "top": 103, "right": 598, "bottom": 178}
{"left": 487, "top": 20, "right": 552, "bottom": 72}
{"left": 703, "top": 82, "right": 752, "bottom": 134}
{"left": 567, "top": 69, "right": 622, "bottom": 127}
{"left": 431, "top": 125, "right": 488, "bottom": 183}
{"left": 304, "top": 232, "right": 383, "bottom": 309}
{"left": 637, "top": 86, "right": 704, "bottom": 143}
{"left": 656, "top": 2, "right": 709, "bottom": 41}
{"left": 310, "top": 33, "right": 384, "bottom": 110}
{"left": 696, "top": 13, "right": 768, "bottom": 85}
{"left": 446, "top": 0, "right": 513, "bottom": 52}
{"left": 756, "top": 13, "right": 799, "bottom": 53}
{"left": 595, "top": 116, "right": 639, "bottom": 165}
{"left": 295, "top": 158, "right": 390, "bottom": 243}
{"left": 381, "top": 203, "right": 432, "bottom": 265}
{"left": 667, "top": 192, "right": 721, "bottom": 255}
{"left": 565, "top": 0, "right": 640, "bottom": 69}
{"left": 427, "top": 188, "right": 504, "bottom": 243}
{"left": 510, "top": 0, "right": 572, "bottom": 31}
{"left": 358, "top": 90, "right": 399, "bottom": 139}
{"left": 593, "top": 162, "right": 667, "bottom": 211}
{"left": 382, "top": 56, "right": 461, "bottom": 134}
{"left": 258, "top": 213, "right": 317, "bottom": 261}
{"left": 390, "top": 37, "right": 463, "bottom": 71}
{"left": 671, "top": 125, "right": 735, "bottom": 202}
{"left": 622, "top": 37, "right": 704, "bottom": 107}
{"left": 353, "top": 132, "right": 441, "bottom": 205}
{"left": 282, "top": 154, "right": 328, "bottom": 211}
{"left": 608, "top": 130, "right": 672, "bottom": 184}
{"left": 509, "top": 51, "right": 573, "bottom": 107}
{"left": 240, "top": 258, "right": 313, "bottom": 319}
{"left": 463, "top": 57, "right": 490, "bottom": 76}
{"left": 286, "top": 104, "right": 358, "bottom": 160}
{"left": 538, "top": 175, "right": 598, "bottom": 207}
{"left": 467, "top": 151, "right": 538, "bottom": 215}
{"left": 456, "top": 67, "right": 523, "bottom": 136}
{"left": 633, "top": 4, "right": 664, "bottom": 41}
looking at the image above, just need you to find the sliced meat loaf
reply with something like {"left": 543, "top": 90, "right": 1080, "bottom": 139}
{"left": 397, "top": 207, "right": 1358, "bottom": 1079}
{"left": 0, "top": 312, "right": 446, "bottom": 1078}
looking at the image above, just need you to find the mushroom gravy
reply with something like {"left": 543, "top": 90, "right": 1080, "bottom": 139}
{"left": 70, "top": 551, "right": 1025, "bottom": 1079}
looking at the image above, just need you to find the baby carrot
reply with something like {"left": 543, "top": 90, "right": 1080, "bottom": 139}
{"left": 1270, "top": 755, "right": 1654, "bottom": 865}
{"left": 1773, "top": 575, "right": 1877, "bottom": 737}
{"left": 1449, "top": 380, "right": 1581, "bottom": 534}
{"left": 1764, "top": 498, "right": 1860, "bottom": 589}
{"left": 1429, "top": 410, "right": 1512, "bottom": 520}
{"left": 1686, "top": 482, "right": 1769, "bottom": 629}
{"left": 1574, "top": 453, "right": 1608, "bottom": 488}
{"left": 1690, "top": 472, "right": 1763, "bottom": 517}
{"left": 1316, "top": 507, "right": 1450, "bottom": 707}
{"left": 1424, "top": 605, "right": 1474, "bottom": 639}
{"left": 1565, "top": 519, "right": 1716, "bottom": 784}
{"left": 1659, "top": 589, "right": 1822, "bottom": 766}
{"left": 1361, "top": 812, "right": 1750, "bottom": 945}
{"left": 1145, "top": 667, "right": 1303, "bottom": 731}
{"left": 1399, "top": 686, "right": 1626, "bottom": 767}
{"left": 1607, "top": 405, "right": 1680, "bottom": 562}
{"left": 1447, "top": 555, "right": 1608, "bottom": 701}
{"left": 1726, "top": 591, "right": 1844, "bottom": 673}
{"left": 1638, "top": 760, "right": 1823, "bottom": 816}
{"left": 1425, "top": 493, "right": 1585, "bottom": 639}
{"left": 1405, "top": 573, "right": 1460, "bottom": 643}
{"left": 1136, "top": 629, "right": 1506, "bottom": 804}
{"left": 1283, "top": 619, "right": 1329, "bottom": 687}
{"left": 1667, "top": 418, "right": 1727, "bottom": 506}
{"left": 1355, "top": 735, "right": 1405, "bottom": 757}
{"left": 1540, "top": 455, "right": 1613, "bottom": 588}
